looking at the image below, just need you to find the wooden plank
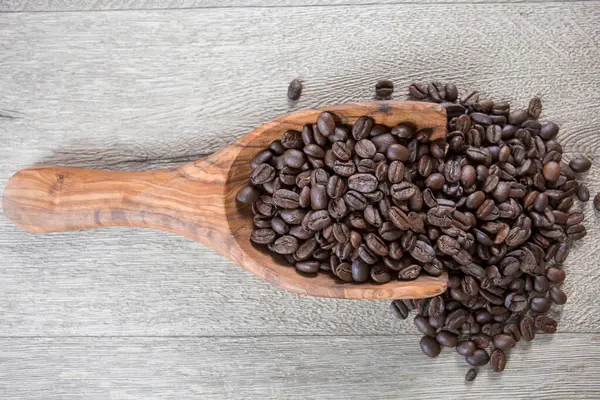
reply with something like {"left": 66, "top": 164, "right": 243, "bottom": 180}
{"left": 0, "top": 0, "right": 583, "bottom": 13}
{"left": 1, "top": 335, "right": 599, "bottom": 399}
{"left": 0, "top": 3, "right": 599, "bottom": 336}
{"left": 1, "top": 2, "right": 599, "bottom": 169}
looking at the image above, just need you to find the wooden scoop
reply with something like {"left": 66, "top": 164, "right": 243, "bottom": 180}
{"left": 3, "top": 101, "right": 448, "bottom": 300}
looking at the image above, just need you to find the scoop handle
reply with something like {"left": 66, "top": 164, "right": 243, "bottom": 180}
{"left": 2, "top": 158, "right": 232, "bottom": 247}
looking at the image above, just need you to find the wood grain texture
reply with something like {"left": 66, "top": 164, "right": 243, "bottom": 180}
{"left": 1, "top": 2, "right": 600, "bottom": 399}
{"left": 3, "top": 101, "right": 448, "bottom": 300}
{"left": 1, "top": 2, "right": 600, "bottom": 173}
{"left": 0, "top": 0, "right": 579, "bottom": 12}
{"left": 1, "top": 335, "right": 599, "bottom": 399}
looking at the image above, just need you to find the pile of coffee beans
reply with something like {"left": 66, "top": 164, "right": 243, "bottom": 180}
{"left": 238, "top": 107, "right": 449, "bottom": 282}
{"left": 388, "top": 82, "right": 591, "bottom": 379}
{"left": 241, "top": 81, "right": 591, "bottom": 379}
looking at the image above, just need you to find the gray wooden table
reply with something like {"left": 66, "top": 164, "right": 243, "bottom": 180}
{"left": 1, "top": 1, "right": 600, "bottom": 399}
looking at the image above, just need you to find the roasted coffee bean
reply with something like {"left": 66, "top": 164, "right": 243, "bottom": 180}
{"left": 493, "top": 333, "right": 516, "bottom": 350}
{"left": 427, "top": 81, "right": 445, "bottom": 102}
{"left": 436, "top": 330, "right": 459, "bottom": 347}
{"left": 570, "top": 157, "right": 592, "bottom": 173}
{"left": 270, "top": 217, "right": 289, "bottom": 235}
{"left": 549, "top": 286, "right": 568, "bottom": 305}
{"left": 370, "top": 263, "right": 392, "bottom": 283}
{"left": 465, "top": 369, "right": 478, "bottom": 382}
{"left": 391, "top": 299, "right": 410, "bottom": 320}
{"left": 351, "top": 259, "right": 370, "bottom": 282}
{"left": 546, "top": 267, "right": 566, "bottom": 283}
{"left": 348, "top": 173, "right": 378, "bottom": 193}
{"left": 466, "top": 349, "right": 490, "bottom": 367}
{"left": 530, "top": 297, "right": 552, "bottom": 313}
{"left": 540, "top": 122, "right": 559, "bottom": 140}
{"left": 270, "top": 235, "right": 299, "bottom": 254}
{"left": 429, "top": 296, "right": 445, "bottom": 318}
{"left": 295, "top": 261, "right": 319, "bottom": 273}
{"left": 490, "top": 349, "right": 507, "bottom": 372}
{"left": 409, "top": 83, "right": 428, "bottom": 99}
{"left": 425, "top": 172, "right": 445, "bottom": 190}
{"left": 392, "top": 123, "right": 416, "bottom": 139}
{"left": 398, "top": 264, "right": 421, "bottom": 280}
{"left": 316, "top": 112, "right": 336, "bottom": 137}
{"left": 237, "top": 185, "right": 261, "bottom": 204}
{"left": 352, "top": 116, "right": 374, "bottom": 140}
{"left": 410, "top": 240, "right": 435, "bottom": 263}
{"left": 387, "top": 144, "right": 410, "bottom": 162}
{"left": 365, "top": 233, "right": 388, "bottom": 256}
{"left": 470, "top": 112, "right": 491, "bottom": 126}
{"left": 420, "top": 336, "right": 442, "bottom": 358}
{"left": 250, "top": 228, "right": 277, "bottom": 245}
{"left": 504, "top": 293, "right": 528, "bottom": 312}
{"left": 287, "top": 78, "right": 303, "bottom": 100}
{"left": 535, "top": 315, "right": 557, "bottom": 333}
{"left": 335, "top": 262, "right": 353, "bottom": 282}
{"left": 390, "top": 182, "right": 417, "bottom": 201}
{"left": 457, "top": 341, "right": 477, "bottom": 356}
{"left": 594, "top": 193, "right": 600, "bottom": 210}
{"left": 528, "top": 96, "right": 542, "bottom": 118}
{"left": 576, "top": 184, "right": 590, "bottom": 202}
{"left": 415, "top": 314, "right": 436, "bottom": 336}
{"left": 375, "top": 80, "right": 394, "bottom": 99}
{"left": 445, "top": 83, "right": 458, "bottom": 101}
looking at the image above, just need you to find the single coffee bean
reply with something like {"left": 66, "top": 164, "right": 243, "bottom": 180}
{"left": 317, "top": 112, "right": 336, "bottom": 137}
{"left": 528, "top": 96, "right": 542, "bottom": 118}
{"left": 542, "top": 161, "right": 561, "bottom": 182}
{"left": 424, "top": 172, "right": 444, "bottom": 190}
{"left": 465, "top": 369, "right": 478, "bottom": 382}
{"left": 576, "top": 184, "right": 590, "bottom": 202}
{"left": 420, "top": 335, "right": 442, "bottom": 358}
{"left": 530, "top": 297, "right": 552, "bottom": 313}
{"left": 535, "top": 315, "right": 557, "bottom": 333}
{"left": 335, "top": 262, "right": 353, "bottom": 282}
{"left": 490, "top": 349, "right": 507, "bottom": 372}
{"left": 352, "top": 116, "right": 374, "bottom": 140}
{"left": 370, "top": 263, "right": 392, "bottom": 283}
{"left": 398, "top": 264, "right": 421, "bottom": 280}
{"left": 387, "top": 144, "right": 410, "bottom": 162}
{"left": 466, "top": 349, "right": 490, "bottom": 367}
{"left": 436, "top": 330, "right": 458, "bottom": 347}
{"left": 540, "top": 122, "right": 559, "bottom": 140}
{"left": 456, "top": 341, "right": 477, "bottom": 356}
{"left": 408, "top": 83, "right": 428, "bottom": 99}
{"left": 375, "top": 80, "right": 394, "bottom": 99}
{"left": 348, "top": 173, "right": 378, "bottom": 193}
{"left": 270, "top": 217, "right": 289, "bottom": 235}
{"left": 414, "top": 315, "right": 436, "bottom": 336}
{"left": 295, "top": 261, "right": 319, "bottom": 273}
{"left": 508, "top": 109, "right": 528, "bottom": 126}
{"left": 237, "top": 185, "right": 261, "bottom": 204}
{"left": 250, "top": 228, "right": 277, "bottom": 245}
{"left": 569, "top": 157, "right": 592, "bottom": 173}
{"left": 549, "top": 286, "right": 568, "bottom": 305}
{"left": 492, "top": 333, "right": 516, "bottom": 350}
{"left": 351, "top": 259, "right": 370, "bottom": 282}
{"left": 594, "top": 192, "right": 600, "bottom": 210}
{"left": 287, "top": 78, "right": 302, "bottom": 100}
{"left": 270, "top": 235, "right": 299, "bottom": 254}
{"left": 390, "top": 299, "right": 410, "bottom": 320}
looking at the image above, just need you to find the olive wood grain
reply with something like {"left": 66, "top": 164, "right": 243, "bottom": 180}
{"left": 3, "top": 101, "right": 448, "bottom": 299}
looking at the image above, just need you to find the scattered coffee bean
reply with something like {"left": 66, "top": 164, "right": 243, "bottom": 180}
{"left": 594, "top": 193, "right": 600, "bottom": 210}
{"left": 420, "top": 335, "right": 441, "bottom": 358}
{"left": 375, "top": 80, "right": 394, "bottom": 99}
{"left": 465, "top": 368, "right": 478, "bottom": 382}
{"left": 287, "top": 78, "right": 302, "bottom": 100}
{"left": 490, "top": 349, "right": 507, "bottom": 372}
